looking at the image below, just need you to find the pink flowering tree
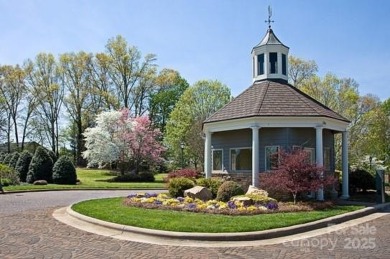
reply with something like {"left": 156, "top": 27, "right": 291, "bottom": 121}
{"left": 260, "top": 149, "right": 336, "bottom": 204}
{"left": 83, "top": 109, "right": 164, "bottom": 174}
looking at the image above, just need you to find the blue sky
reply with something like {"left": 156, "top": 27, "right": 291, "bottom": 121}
{"left": 1, "top": 0, "right": 389, "bottom": 100}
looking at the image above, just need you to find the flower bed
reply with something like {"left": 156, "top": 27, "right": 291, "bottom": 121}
{"left": 123, "top": 192, "right": 279, "bottom": 215}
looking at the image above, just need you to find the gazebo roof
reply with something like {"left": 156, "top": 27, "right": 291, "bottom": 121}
{"left": 204, "top": 79, "right": 350, "bottom": 124}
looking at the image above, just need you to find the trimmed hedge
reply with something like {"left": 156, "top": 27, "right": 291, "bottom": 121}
{"left": 52, "top": 156, "right": 77, "bottom": 184}
{"left": 2, "top": 153, "right": 12, "bottom": 165}
{"left": 196, "top": 178, "right": 223, "bottom": 198}
{"left": 349, "top": 168, "right": 375, "bottom": 193}
{"left": 216, "top": 180, "right": 244, "bottom": 202}
{"left": 109, "top": 171, "right": 155, "bottom": 182}
{"left": 168, "top": 177, "right": 195, "bottom": 197}
{"left": 15, "top": 150, "right": 33, "bottom": 182}
{"left": 26, "top": 147, "right": 54, "bottom": 183}
{"left": 8, "top": 152, "right": 20, "bottom": 169}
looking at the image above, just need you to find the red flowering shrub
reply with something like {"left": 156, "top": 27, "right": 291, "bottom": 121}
{"left": 260, "top": 149, "right": 336, "bottom": 204}
{"left": 165, "top": 169, "right": 201, "bottom": 182}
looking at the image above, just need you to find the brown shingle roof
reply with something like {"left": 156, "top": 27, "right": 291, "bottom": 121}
{"left": 204, "top": 80, "right": 350, "bottom": 124}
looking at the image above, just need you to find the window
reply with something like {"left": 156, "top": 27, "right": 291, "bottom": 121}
{"left": 230, "top": 148, "right": 252, "bottom": 171}
{"left": 265, "top": 146, "right": 279, "bottom": 170}
{"left": 303, "top": 147, "right": 316, "bottom": 164}
{"left": 257, "top": 54, "right": 264, "bottom": 75}
{"left": 269, "top": 52, "right": 278, "bottom": 74}
{"left": 282, "top": 54, "right": 287, "bottom": 75}
{"left": 212, "top": 149, "right": 223, "bottom": 171}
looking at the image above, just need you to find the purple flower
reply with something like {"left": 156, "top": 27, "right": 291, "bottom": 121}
{"left": 227, "top": 201, "right": 237, "bottom": 209}
{"left": 187, "top": 203, "right": 197, "bottom": 210}
{"left": 127, "top": 194, "right": 137, "bottom": 198}
{"left": 145, "top": 192, "right": 158, "bottom": 198}
{"left": 176, "top": 197, "right": 184, "bottom": 202}
{"left": 154, "top": 200, "right": 163, "bottom": 205}
{"left": 266, "top": 202, "right": 278, "bottom": 210}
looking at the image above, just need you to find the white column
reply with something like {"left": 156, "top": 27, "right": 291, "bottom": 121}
{"left": 316, "top": 126, "right": 324, "bottom": 201}
{"left": 251, "top": 126, "right": 260, "bottom": 187}
{"left": 341, "top": 131, "right": 349, "bottom": 199}
{"left": 204, "top": 131, "right": 212, "bottom": 178}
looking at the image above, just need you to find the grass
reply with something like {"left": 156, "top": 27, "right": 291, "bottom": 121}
{"left": 3, "top": 168, "right": 167, "bottom": 191}
{"left": 72, "top": 197, "right": 364, "bottom": 233}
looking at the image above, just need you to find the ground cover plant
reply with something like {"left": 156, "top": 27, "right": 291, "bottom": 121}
{"left": 123, "top": 192, "right": 279, "bottom": 215}
{"left": 72, "top": 197, "right": 363, "bottom": 233}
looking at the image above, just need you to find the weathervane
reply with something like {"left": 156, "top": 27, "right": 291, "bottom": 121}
{"left": 265, "top": 5, "right": 274, "bottom": 28}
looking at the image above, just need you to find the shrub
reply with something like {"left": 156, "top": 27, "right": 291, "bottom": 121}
{"left": 15, "top": 150, "right": 33, "bottom": 182}
{"left": 165, "top": 169, "right": 201, "bottom": 182}
{"left": 196, "top": 178, "right": 223, "bottom": 198}
{"left": 0, "top": 152, "right": 6, "bottom": 163}
{"left": 8, "top": 152, "right": 20, "bottom": 169}
{"left": 109, "top": 173, "right": 140, "bottom": 182}
{"left": 260, "top": 149, "right": 335, "bottom": 204}
{"left": 52, "top": 156, "right": 77, "bottom": 184}
{"left": 216, "top": 181, "right": 244, "bottom": 202}
{"left": 47, "top": 150, "right": 58, "bottom": 164}
{"left": 138, "top": 171, "right": 155, "bottom": 182}
{"left": 109, "top": 171, "right": 155, "bottom": 182}
{"left": 168, "top": 177, "right": 195, "bottom": 197}
{"left": 0, "top": 164, "right": 20, "bottom": 186}
{"left": 2, "top": 153, "right": 13, "bottom": 165}
{"left": 349, "top": 168, "right": 375, "bottom": 193}
{"left": 26, "top": 147, "right": 54, "bottom": 183}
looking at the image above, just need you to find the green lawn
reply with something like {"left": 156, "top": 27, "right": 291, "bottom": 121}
{"left": 3, "top": 168, "right": 167, "bottom": 191}
{"left": 72, "top": 197, "right": 363, "bottom": 233}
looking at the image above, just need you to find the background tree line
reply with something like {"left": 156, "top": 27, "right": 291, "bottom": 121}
{"left": 0, "top": 35, "right": 190, "bottom": 166}
{"left": 1, "top": 35, "right": 388, "bottom": 172}
{"left": 289, "top": 56, "right": 390, "bottom": 170}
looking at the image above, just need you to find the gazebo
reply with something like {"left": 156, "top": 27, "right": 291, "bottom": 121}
{"left": 203, "top": 25, "right": 350, "bottom": 200}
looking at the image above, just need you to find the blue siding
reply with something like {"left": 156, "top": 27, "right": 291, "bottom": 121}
{"left": 211, "top": 128, "right": 335, "bottom": 173}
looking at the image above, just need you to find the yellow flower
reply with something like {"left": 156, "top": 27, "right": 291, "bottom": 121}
{"left": 184, "top": 197, "right": 194, "bottom": 203}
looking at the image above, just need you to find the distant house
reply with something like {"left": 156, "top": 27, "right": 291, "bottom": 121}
{"left": 203, "top": 25, "right": 350, "bottom": 200}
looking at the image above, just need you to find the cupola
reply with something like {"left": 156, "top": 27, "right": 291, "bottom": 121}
{"left": 252, "top": 9, "right": 289, "bottom": 83}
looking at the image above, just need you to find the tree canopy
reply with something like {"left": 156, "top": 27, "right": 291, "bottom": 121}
{"left": 82, "top": 109, "right": 164, "bottom": 174}
{"left": 165, "top": 80, "right": 231, "bottom": 169}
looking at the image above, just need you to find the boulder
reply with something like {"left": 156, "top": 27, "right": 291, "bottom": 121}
{"left": 246, "top": 185, "right": 268, "bottom": 197}
{"left": 33, "top": 180, "right": 48, "bottom": 185}
{"left": 184, "top": 186, "right": 213, "bottom": 201}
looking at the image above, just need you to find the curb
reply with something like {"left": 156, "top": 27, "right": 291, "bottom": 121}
{"left": 67, "top": 202, "right": 390, "bottom": 242}
{"left": 0, "top": 188, "right": 166, "bottom": 195}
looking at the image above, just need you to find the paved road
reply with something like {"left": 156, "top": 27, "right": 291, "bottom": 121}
{"left": 1, "top": 190, "right": 390, "bottom": 258}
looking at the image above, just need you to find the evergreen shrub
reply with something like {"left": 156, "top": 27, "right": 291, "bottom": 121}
{"left": 26, "top": 147, "right": 53, "bottom": 183}
{"left": 15, "top": 150, "right": 33, "bottom": 182}
{"left": 8, "top": 152, "right": 20, "bottom": 169}
{"left": 349, "top": 168, "right": 376, "bottom": 193}
{"left": 168, "top": 177, "right": 195, "bottom": 197}
{"left": 52, "top": 156, "right": 77, "bottom": 184}
{"left": 216, "top": 180, "right": 244, "bottom": 202}
{"left": 196, "top": 178, "right": 223, "bottom": 198}
{"left": 2, "top": 153, "right": 13, "bottom": 165}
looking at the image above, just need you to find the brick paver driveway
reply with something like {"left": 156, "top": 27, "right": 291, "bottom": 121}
{"left": 1, "top": 190, "right": 390, "bottom": 258}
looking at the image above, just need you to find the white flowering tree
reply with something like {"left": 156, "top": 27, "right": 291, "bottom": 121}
{"left": 83, "top": 109, "right": 164, "bottom": 174}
